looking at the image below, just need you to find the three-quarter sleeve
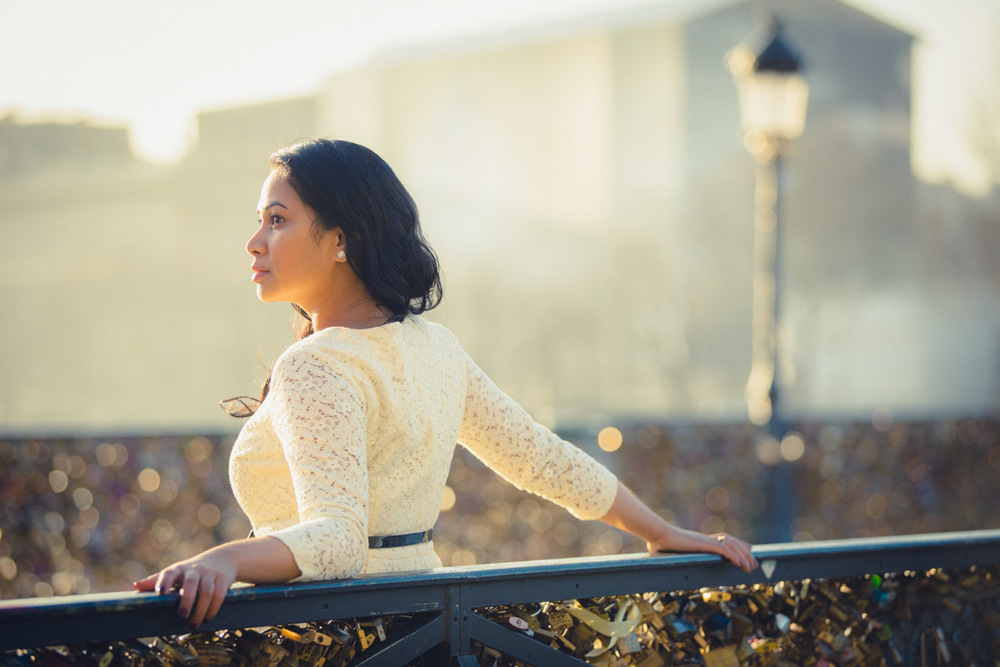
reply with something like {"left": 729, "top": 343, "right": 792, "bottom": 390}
{"left": 457, "top": 353, "right": 619, "bottom": 520}
{"left": 265, "top": 345, "right": 370, "bottom": 581}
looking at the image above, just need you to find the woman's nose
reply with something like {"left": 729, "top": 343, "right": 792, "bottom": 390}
{"left": 246, "top": 225, "right": 265, "bottom": 256}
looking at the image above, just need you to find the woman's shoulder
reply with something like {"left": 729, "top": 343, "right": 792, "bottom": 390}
{"left": 270, "top": 328, "right": 368, "bottom": 381}
{"left": 265, "top": 316, "right": 470, "bottom": 407}
{"left": 275, "top": 315, "right": 462, "bottom": 369}
{"left": 407, "top": 314, "right": 460, "bottom": 344}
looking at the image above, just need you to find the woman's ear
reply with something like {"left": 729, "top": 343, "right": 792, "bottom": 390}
{"left": 329, "top": 228, "right": 348, "bottom": 262}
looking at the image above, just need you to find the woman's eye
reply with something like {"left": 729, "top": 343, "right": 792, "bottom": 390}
{"left": 270, "top": 215, "right": 284, "bottom": 226}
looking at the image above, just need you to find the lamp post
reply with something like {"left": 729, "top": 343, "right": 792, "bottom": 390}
{"left": 728, "top": 16, "right": 808, "bottom": 542}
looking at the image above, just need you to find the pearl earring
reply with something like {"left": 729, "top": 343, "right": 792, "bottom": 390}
{"left": 337, "top": 250, "right": 346, "bottom": 260}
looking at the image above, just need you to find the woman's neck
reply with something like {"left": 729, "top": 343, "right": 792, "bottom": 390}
{"left": 316, "top": 305, "right": 391, "bottom": 331}
{"left": 309, "top": 280, "right": 391, "bottom": 331}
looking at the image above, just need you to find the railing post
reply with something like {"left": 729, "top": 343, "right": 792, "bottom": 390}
{"left": 445, "top": 582, "right": 474, "bottom": 662}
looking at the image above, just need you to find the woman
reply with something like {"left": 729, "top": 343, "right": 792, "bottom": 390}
{"left": 134, "top": 139, "right": 757, "bottom": 630}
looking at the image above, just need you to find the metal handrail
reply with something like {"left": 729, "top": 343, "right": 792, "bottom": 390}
{"left": 2, "top": 529, "right": 1000, "bottom": 663}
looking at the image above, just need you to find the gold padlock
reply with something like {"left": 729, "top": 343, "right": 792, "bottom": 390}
{"left": 298, "top": 641, "right": 331, "bottom": 667}
{"left": 701, "top": 589, "right": 732, "bottom": 604}
{"left": 300, "top": 629, "right": 334, "bottom": 646}
{"left": 545, "top": 609, "right": 573, "bottom": 633}
{"left": 355, "top": 622, "right": 376, "bottom": 651}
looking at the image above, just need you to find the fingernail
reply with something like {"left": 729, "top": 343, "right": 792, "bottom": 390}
{"left": 178, "top": 608, "right": 189, "bottom": 619}
{"left": 189, "top": 622, "right": 199, "bottom": 632}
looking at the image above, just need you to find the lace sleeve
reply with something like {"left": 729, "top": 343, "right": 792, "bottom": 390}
{"left": 265, "top": 344, "right": 369, "bottom": 581}
{"left": 457, "top": 353, "right": 618, "bottom": 520}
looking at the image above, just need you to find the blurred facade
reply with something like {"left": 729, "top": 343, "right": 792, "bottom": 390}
{"left": 1, "top": 0, "right": 998, "bottom": 432}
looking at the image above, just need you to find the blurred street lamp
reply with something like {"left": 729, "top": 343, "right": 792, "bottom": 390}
{"left": 729, "top": 19, "right": 809, "bottom": 160}
{"left": 728, "top": 16, "right": 808, "bottom": 541}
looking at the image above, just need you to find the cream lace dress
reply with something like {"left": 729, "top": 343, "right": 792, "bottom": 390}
{"left": 229, "top": 315, "right": 618, "bottom": 581}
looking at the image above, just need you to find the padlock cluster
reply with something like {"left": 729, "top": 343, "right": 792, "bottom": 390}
{"left": 0, "top": 616, "right": 408, "bottom": 667}
{"left": 2, "top": 565, "right": 997, "bottom": 666}
{"left": 473, "top": 565, "right": 1000, "bottom": 666}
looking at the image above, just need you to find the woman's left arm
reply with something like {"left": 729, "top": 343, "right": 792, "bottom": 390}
{"left": 133, "top": 535, "right": 300, "bottom": 629}
{"left": 134, "top": 345, "right": 369, "bottom": 628}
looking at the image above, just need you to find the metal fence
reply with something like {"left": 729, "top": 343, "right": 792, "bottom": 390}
{"left": 2, "top": 529, "right": 999, "bottom": 665}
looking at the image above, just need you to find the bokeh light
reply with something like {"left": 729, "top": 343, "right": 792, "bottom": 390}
{"left": 95, "top": 442, "right": 118, "bottom": 467}
{"left": 137, "top": 468, "right": 161, "bottom": 493}
{"left": 780, "top": 433, "right": 805, "bottom": 462}
{"left": 597, "top": 426, "right": 623, "bottom": 452}
{"left": 705, "top": 486, "right": 730, "bottom": 512}
{"left": 197, "top": 503, "right": 222, "bottom": 528}
{"left": 156, "top": 479, "right": 179, "bottom": 504}
{"left": 184, "top": 437, "right": 213, "bottom": 463}
{"left": 756, "top": 436, "right": 781, "bottom": 466}
{"left": 79, "top": 508, "right": 100, "bottom": 530}
{"left": 872, "top": 407, "right": 893, "bottom": 432}
{"left": 0, "top": 557, "right": 17, "bottom": 581}
{"left": 72, "top": 488, "right": 94, "bottom": 511}
{"left": 44, "top": 512, "right": 65, "bottom": 534}
{"left": 151, "top": 519, "right": 175, "bottom": 546}
{"left": 48, "top": 470, "right": 69, "bottom": 493}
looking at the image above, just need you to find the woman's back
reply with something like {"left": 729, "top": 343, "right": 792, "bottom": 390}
{"left": 231, "top": 316, "right": 468, "bottom": 578}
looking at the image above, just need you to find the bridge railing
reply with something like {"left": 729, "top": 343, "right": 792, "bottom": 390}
{"left": 2, "top": 529, "right": 999, "bottom": 665}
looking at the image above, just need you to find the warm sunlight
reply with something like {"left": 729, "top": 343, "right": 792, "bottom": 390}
{"left": 2, "top": 0, "right": 997, "bottom": 183}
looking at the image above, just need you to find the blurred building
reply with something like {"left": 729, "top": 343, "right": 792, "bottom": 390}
{"left": 1, "top": 0, "right": 997, "bottom": 432}
{"left": 0, "top": 97, "right": 325, "bottom": 433}
{"left": 0, "top": 115, "right": 135, "bottom": 178}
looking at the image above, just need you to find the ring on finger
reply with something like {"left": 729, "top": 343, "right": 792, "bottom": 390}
{"left": 716, "top": 535, "right": 727, "bottom": 543}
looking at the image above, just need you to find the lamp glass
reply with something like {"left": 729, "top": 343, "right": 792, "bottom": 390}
{"left": 735, "top": 72, "right": 809, "bottom": 141}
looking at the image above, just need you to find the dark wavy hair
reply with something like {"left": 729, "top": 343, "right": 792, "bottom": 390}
{"left": 221, "top": 139, "right": 442, "bottom": 417}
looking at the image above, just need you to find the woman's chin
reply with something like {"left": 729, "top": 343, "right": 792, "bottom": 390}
{"left": 255, "top": 286, "right": 279, "bottom": 303}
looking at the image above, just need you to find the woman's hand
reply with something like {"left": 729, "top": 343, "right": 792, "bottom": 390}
{"left": 646, "top": 525, "right": 759, "bottom": 573}
{"left": 133, "top": 536, "right": 301, "bottom": 630}
{"left": 133, "top": 550, "right": 237, "bottom": 630}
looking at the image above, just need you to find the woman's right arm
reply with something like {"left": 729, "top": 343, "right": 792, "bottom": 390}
{"left": 456, "top": 352, "right": 618, "bottom": 521}
{"left": 457, "top": 351, "right": 757, "bottom": 572}
{"left": 599, "top": 482, "right": 758, "bottom": 572}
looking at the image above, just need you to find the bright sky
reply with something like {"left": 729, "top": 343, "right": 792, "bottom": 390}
{"left": 1, "top": 0, "right": 996, "bottom": 193}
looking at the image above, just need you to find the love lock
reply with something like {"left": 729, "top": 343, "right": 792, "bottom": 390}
{"left": 565, "top": 597, "right": 643, "bottom": 659}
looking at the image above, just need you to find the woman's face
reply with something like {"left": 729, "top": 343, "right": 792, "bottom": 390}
{"left": 246, "top": 170, "right": 343, "bottom": 310}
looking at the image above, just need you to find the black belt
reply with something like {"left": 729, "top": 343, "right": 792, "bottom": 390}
{"left": 368, "top": 530, "right": 433, "bottom": 549}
